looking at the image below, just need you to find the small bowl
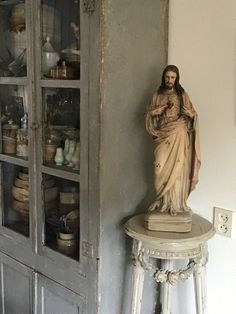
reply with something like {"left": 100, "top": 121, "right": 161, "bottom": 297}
{"left": 58, "top": 232, "right": 75, "bottom": 240}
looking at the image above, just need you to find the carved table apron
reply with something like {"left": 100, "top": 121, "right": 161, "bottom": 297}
{"left": 124, "top": 214, "right": 215, "bottom": 314}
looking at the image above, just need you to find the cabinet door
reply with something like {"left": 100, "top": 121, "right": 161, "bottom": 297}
{"left": 36, "top": 273, "right": 85, "bottom": 314}
{"left": 0, "top": 251, "right": 33, "bottom": 314}
{"left": 0, "top": 0, "right": 97, "bottom": 298}
{"left": 0, "top": 0, "right": 35, "bottom": 246}
{"left": 32, "top": 0, "right": 90, "bottom": 278}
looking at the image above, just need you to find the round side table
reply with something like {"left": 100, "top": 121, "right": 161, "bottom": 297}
{"left": 124, "top": 214, "right": 215, "bottom": 314}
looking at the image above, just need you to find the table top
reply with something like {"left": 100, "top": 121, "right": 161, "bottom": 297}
{"left": 124, "top": 214, "right": 215, "bottom": 248}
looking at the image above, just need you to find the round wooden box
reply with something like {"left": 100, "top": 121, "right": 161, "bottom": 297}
{"left": 11, "top": 173, "right": 58, "bottom": 221}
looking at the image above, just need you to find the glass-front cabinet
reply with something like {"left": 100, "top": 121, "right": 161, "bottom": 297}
{"left": 41, "top": 86, "right": 81, "bottom": 261}
{"left": 0, "top": 0, "right": 91, "bottom": 311}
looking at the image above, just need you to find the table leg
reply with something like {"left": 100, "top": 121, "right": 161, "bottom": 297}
{"left": 131, "top": 241, "right": 145, "bottom": 314}
{"left": 160, "top": 260, "right": 173, "bottom": 314}
{"left": 193, "top": 247, "right": 208, "bottom": 314}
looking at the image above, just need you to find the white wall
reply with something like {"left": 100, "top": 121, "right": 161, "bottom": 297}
{"left": 168, "top": 1, "right": 236, "bottom": 313}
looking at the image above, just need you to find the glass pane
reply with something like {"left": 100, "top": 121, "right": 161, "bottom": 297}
{"left": 0, "top": 1, "right": 27, "bottom": 77}
{"left": 40, "top": 0, "right": 80, "bottom": 79}
{"left": 1, "top": 162, "right": 29, "bottom": 237}
{"left": 0, "top": 85, "right": 28, "bottom": 159}
{"left": 44, "top": 174, "right": 80, "bottom": 260}
{"left": 42, "top": 88, "right": 80, "bottom": 172}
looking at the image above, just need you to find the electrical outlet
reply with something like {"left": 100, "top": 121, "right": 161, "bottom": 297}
{"left": 213, "top": 207, "right": 236, "bottom": 238}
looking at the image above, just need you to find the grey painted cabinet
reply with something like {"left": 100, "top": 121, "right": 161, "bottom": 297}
{"left": 0, "top": 0, "right": 169, "bottom": 313}
{"left": 0, "top": 0, "right": 99, "bottom": 313}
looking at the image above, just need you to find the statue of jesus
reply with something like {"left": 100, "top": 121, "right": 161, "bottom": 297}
{"left": 144, "top": 65, "right": 201, "bottom": 232}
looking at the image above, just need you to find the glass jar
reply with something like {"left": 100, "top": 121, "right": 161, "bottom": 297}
{"left": 16, "top": 128, "right": 28, "bottom": 157}
{"left": 2, "top": 122, "right": 19, "bottom": 154}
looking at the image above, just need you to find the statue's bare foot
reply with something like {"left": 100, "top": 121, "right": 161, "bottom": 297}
{"left": 148, "top": 200, "right": 159, "bottom": 212}
{"left": 170, "top": 207, "right": 177, "bottom": 216}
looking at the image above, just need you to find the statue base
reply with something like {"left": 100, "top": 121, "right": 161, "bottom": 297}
{"left": 144, "top": 211, "right": 192, "bottom": 233}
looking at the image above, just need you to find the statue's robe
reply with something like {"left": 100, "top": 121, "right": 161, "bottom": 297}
{"left": 145, "top": 90, "right": 201, "bottom": 215}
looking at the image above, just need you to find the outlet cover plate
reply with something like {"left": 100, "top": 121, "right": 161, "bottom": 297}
{"left": 213, "top": 207, "right": 236, "bottom": 238}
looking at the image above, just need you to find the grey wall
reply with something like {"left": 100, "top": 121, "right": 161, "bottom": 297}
{"left": 99, "top": 1, "right": 168, "bottom": 313}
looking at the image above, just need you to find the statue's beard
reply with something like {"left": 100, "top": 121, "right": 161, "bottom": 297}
{"left": 165, "top": 84, "right": 174, "bottom": 90}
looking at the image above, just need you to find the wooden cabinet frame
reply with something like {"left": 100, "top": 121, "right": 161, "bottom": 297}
{"left": 0, "top": 0, "right": 100, "bottom": 312}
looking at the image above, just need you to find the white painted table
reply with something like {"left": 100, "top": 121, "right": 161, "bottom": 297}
{"left": 124, "top": 214, "right": 215, "bottom": 314}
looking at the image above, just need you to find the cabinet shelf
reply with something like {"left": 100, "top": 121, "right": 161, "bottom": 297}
{"left": 0, "top": 153, "right": 28, "bottom": 167}
{"left": 40, "top": 79, "right": 80, "bottom": 89}
{"left": 42, "top": 164, "right": 80, "bottom": 182}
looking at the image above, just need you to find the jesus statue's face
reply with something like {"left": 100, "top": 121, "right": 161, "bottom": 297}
{"left": 164, "top": 71, "right": 177, "bottom": 90}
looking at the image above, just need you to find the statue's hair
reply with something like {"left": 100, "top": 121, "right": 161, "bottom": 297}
{"left": 158, "top": 65, "right": 184, "bottom": 96}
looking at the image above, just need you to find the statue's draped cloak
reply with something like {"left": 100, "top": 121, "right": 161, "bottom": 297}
{"left": 145, "top": 91, "right": 201, "bottom": 213}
